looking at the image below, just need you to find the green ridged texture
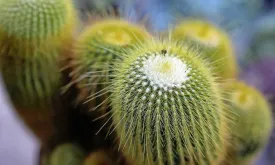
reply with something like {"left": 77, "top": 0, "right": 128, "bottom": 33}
{"left": 222, "top": 81, "right": 273, "bottom": 165}
{"left": 171, "top": 20, "right": 237, "bottom": 80}
{"left": 0, "top": 48, "right": 61, "bottom": 108}
{"left": 110, "top": 40, "right": 227, "bottom": 165}
{"left": 0, "top": 0, "right": 75, "bottom": 47}
{"left": 70, "top": 19, "right": 150, "bottom": 108}
{"left": 47, "top": 143, "right": 85, "bottom": 165}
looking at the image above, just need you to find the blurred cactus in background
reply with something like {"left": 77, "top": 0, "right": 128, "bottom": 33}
{"left": 221, "top": 81, "right": 273, "bottom": 165}
{"left": 0, "top": 0, "right": 77, "bottom": 143}
{"left": 171, "top": 20, "right": 238, "bottom": 80}
{"left": 0, "top": 0, "right": 275, "bottom": 165}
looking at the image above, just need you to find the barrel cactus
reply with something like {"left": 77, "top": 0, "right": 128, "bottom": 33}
{"left": 110, "top": 39, "right": 228, "bottom": 165}
{"left": 68, "top": 19, "right": 150, "bottom": 109}
{"left": 171, "top": 20, "right": 237, "bottom": 80}
{"left": 0, "top": 0, "right": 77, "bottom": 142}
{"left": 222, "top": 81, "right": 273, "bottom": 165}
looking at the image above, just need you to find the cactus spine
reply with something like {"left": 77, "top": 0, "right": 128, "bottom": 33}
{"left": 110, "top": 39, "right": 228, "bottom": 165}
{"left": 171, "top": 20, "right": 237, "bottom": 80}
{"left": 222, "top": 81, "right": 273, "bottom": 165}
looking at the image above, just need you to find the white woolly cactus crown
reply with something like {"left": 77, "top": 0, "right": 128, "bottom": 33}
{"left": 109, "top": 39, "right": 228, "bottom": 165}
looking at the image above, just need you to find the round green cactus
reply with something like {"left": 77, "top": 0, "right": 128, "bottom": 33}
{"left": 222, "top": 81, "right": 273, "bottom": 165}
{"left": 110, "top": 39, "right": 228, "bottom": 165}
{"left": 48, "top": 143, "right": 85, "bottom": 165}
{"left": 171, "top": 20, "right": 237, "bottom": 80}
{"left": 0, "top": 0, "right": 76, "bottom": 49}
{"left": 68, "top": 19, "right": 150, "bottom": 108}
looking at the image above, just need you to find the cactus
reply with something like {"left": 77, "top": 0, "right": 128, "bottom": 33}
{"left": 47, "top": 143, "right": 85, "bottom": 165}
{"left": 171, "top": 20, "right": 237, "bottom": 80}
{"left": 84, "top": 150, "right": 114, "bottom": 165}
{"left": 222, "top": 81, "right": 273, "bottom": 165}
{"left": 68, "top": 19, "right": 150, "bottom": 108}
{"left": 0, "top": 0, "right": 77, "bottom": 142}
{"left": 109, "top": 39, "right": 228, "bottom": 165}
{"left": 0, "top": 0, "right": 76, "bottom": 49}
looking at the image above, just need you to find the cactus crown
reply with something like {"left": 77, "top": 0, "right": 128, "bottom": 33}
{"left": 0, "top": 0, "right": 75, "bottom": 45}
{"left": 225, "top": 81, "right": 273, "bottom": 164}
{"left": 171, "top": 19, "right": 237, "bottom": 80}
{"left": 110, "top": 39, "right": 228, "bottom": 165}
{"left": 75, "top": 19, "right": 150, "bottom": 52}
{"left": 172, "top": 20, "right": 225, "bottom": 47}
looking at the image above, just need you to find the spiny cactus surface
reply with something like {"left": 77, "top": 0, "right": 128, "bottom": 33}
{"left": 223, "top": 81, "right": 273, "bottom": 165}
{"left": 110, "top": 40, "right": 228, "bottom": 165}
{"left": 0, "top": 49, "right": 61, "bottom": 107}
{"left": 172, "top": 20, "right": 237, "bottom": 80}
{"left": 0, "top": 0, "right": 76, "bottom": 48}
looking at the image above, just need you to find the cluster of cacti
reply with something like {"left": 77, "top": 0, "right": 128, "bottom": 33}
{"left": 0, "top": 0, "right": 273, "bottom": 165}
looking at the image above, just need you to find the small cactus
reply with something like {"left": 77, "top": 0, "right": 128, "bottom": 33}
{"left": 84, "top": 150, "right": 114, "bottom": 165}
{"left": 46, "top": 143, "right": 85, "bottom": 165}
{"left": 68, "top": 19, "right": 150, "bottom": 107}
{"left": 171, "top": 20, "right": 237, "bottom": 80}
{"left": 0, "top": 0, "right": 77, "bottom": 49}
{"left": 110, "top": 39, "right": 228, "bottom": 165}
{"left": 222, "top": 81, "right": 273, "bottom": 165}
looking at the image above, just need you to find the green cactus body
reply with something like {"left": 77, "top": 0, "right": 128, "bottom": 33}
{"left": 0, "top": 49, "right": 60, "bottom": 107}
{"left": 69, "top": 19, "right": 150, "bottom": 108}
{"left": 222, "top": 81, "right": 273, "bottom": 165}
{"left": 48, "top": 143, "right": 85, "bottom": 165}
{"left": 171, "top": 20, "right": 237, "bottom": 80}
{"left": 110, "top": 40, "right": 228, "bottom": 165}
{"left": 0, "top": 0, "right": 76, "bottom": 49}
